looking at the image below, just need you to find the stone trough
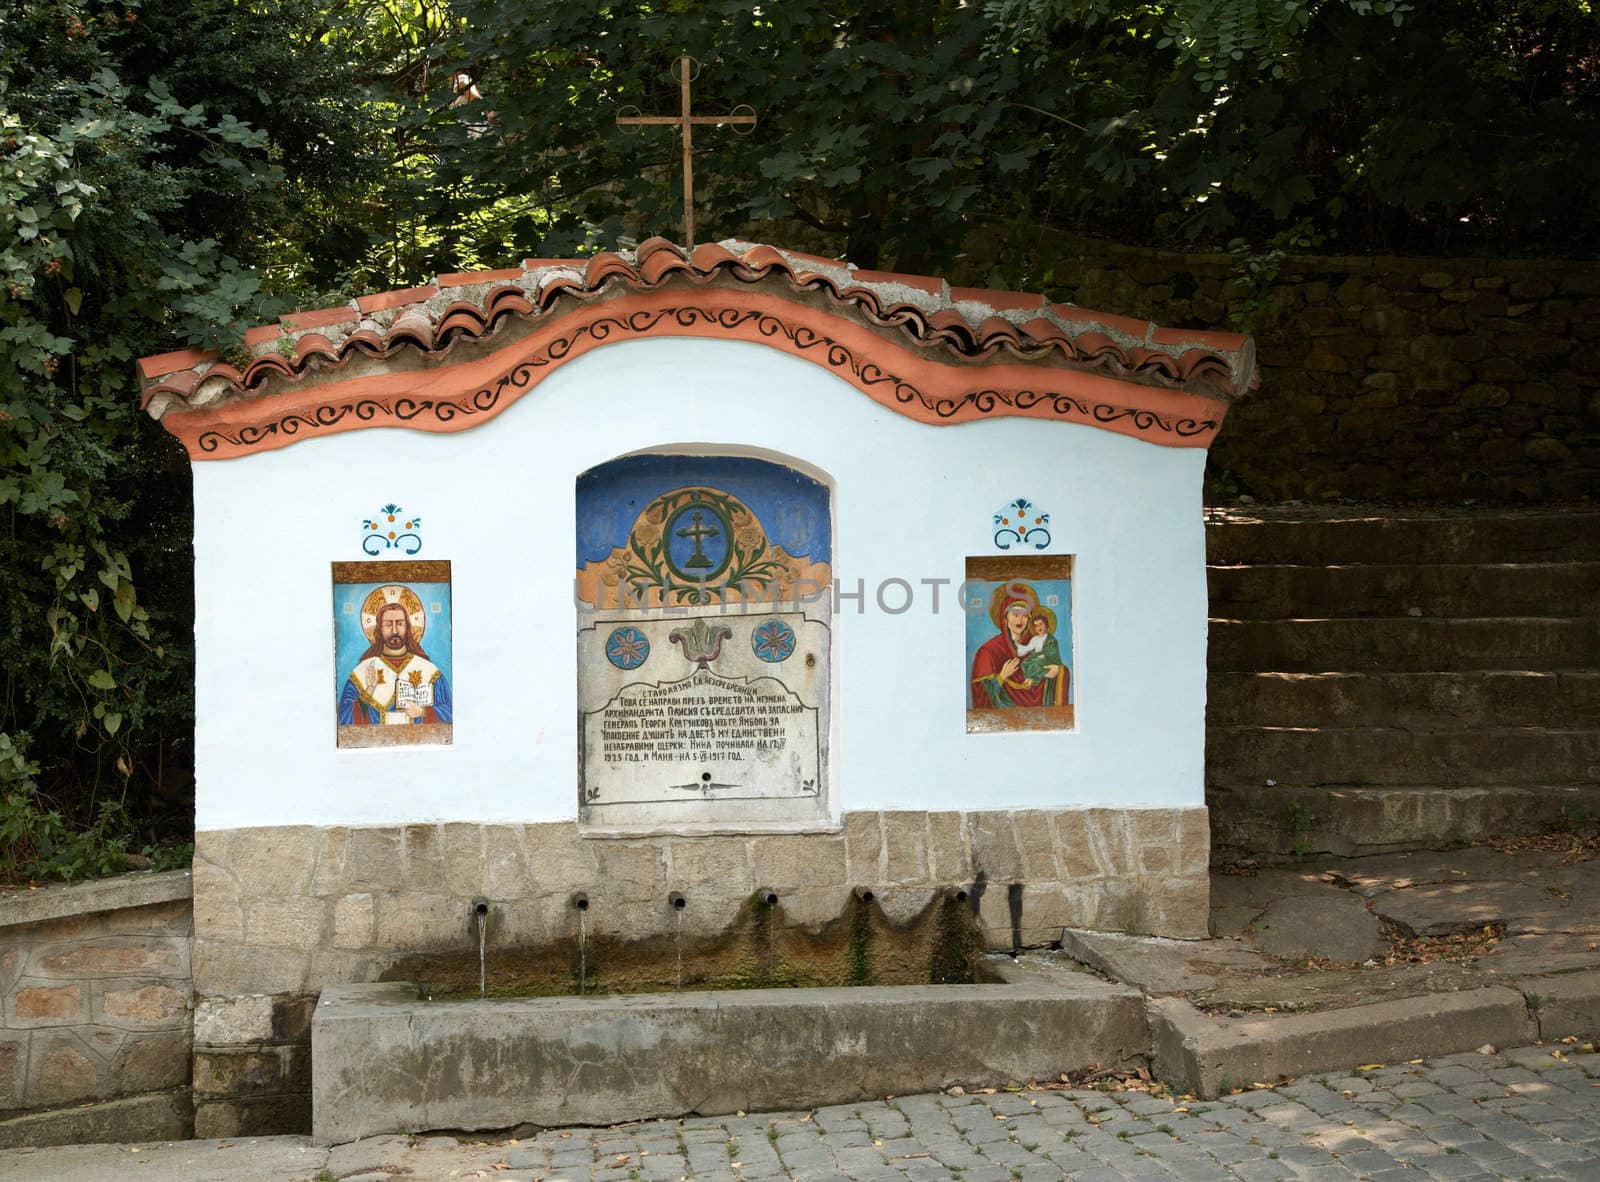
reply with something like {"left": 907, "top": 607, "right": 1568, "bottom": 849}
{"left": 310, "top": 964, "right": 1147, "bottom": 1143}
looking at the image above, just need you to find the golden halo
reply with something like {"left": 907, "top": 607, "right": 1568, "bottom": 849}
{"left": 1028, "top": 604, "right": 1058, "bottom": 635}
{"left": 987, "top": 580, "right": 1039, "bottom": 630}
{"left": 360, "top": 584, "right": 426, "bottom": 645}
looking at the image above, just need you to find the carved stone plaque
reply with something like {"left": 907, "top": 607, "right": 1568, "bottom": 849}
{"left": 578, "top": 613, "right": 828, "bottom": 826}
{"left": 575, "top": 455, "right": 833, "bottom": 829}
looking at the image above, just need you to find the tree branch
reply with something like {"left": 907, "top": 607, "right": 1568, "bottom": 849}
{"left": 786, "top": 198, "right": 851, "bottom": 235}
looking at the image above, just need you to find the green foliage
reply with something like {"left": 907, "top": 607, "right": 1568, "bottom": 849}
{"left": 1286, "top": 799, "right": 1316, "bottom": 856}
{"left": 0, "top": 0, "right": 385, "bottom": 883}
{"left": 0, "top": 731, "right": 138, "bottom": 881}
{"left": 410, "top": 0, "right": 1598, "bottom": 270}
{"left": 1228, "top": 218, "right": 1324, "bottom": 333}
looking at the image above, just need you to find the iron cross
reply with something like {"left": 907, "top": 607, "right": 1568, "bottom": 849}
{"left": 616, "top": 55, "right": 757, "bottom": 250}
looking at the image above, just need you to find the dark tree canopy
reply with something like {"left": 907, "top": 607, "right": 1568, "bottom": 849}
{"left": 412, "top": 0, "right": 1599, "bottom": 277}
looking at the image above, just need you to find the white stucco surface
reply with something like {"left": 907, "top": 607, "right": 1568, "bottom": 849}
{"left": 192, "top": 337, "right": 1208, "bottom": 830}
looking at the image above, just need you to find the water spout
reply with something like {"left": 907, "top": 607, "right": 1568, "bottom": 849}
{"left": 572, "top": 893, "right": 589, "bottom": 995}
{"left": 668, "top": 892, "right": 686, "bottom": 989}
{"left": 756, "top": 887, "right": 779, "bottom": 907}
{"left": 853, "top": 886, "right": 875, "bottom": 904}
{"left": 470, "top": 897, "right": 490, "bottom": 998}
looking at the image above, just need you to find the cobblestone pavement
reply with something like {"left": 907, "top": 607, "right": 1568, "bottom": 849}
{"left": 485, "top": 1045, "right": 1600, "bottom": 1182}
{"left": 3, "top": 1043, "right": 1598, "bottom": 1182}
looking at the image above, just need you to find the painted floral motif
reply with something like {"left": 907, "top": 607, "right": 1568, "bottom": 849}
{"left": 605, "top": 626, "right": 651, "bottom": 670}
{"left": 363, "top": 503, "right": 422, "bottom": 555}
{"left": 993, "top": 498, "right": 1051, "bottom": 551}
{"left": 623, "top": 486, "right": 792, "bottom": 605}
{"left": 751, "top": 619, "right": 796, "bottom": 663}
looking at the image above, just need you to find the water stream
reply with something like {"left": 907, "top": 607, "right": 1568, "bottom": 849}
{"left": 577, "top": 908, "right": 587, "bottom": 996}
{"left": 476, "top": 910, "right": 487, "bottom": 998}
{"left": 674, "top": 908, "right": 683, "bottom": 990}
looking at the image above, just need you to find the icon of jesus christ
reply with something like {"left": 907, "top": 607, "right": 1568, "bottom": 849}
{"left": 337, "top": 585, "right": 453, "bottom": 726}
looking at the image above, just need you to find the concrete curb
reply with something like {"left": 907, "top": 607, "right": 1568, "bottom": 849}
{"left": 0, "top": 1089, "right": 191, "bottom": 1151}
{"left": 1522, "top": 969, "right": 1600, "bottom": 1041}
{"left": 1148, "top": 987, "right": 1539, "bottom": 1097}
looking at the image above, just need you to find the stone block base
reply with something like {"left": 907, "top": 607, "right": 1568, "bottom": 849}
{"left": 191, "top": 993, "right": 317, "bottom": 1137}
{"left": 191, "top": 807, "right": 1206, "bottom": 1136}
{"left": 193, "top": 807, "right": 1208, "bottom": 998}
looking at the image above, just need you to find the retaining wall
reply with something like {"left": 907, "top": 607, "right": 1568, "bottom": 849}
{"left": 970, "top": 232, "right": 1600, "bottom": 503}
{"left": 0, "top": 870, "right": 194, "bottom": 1148}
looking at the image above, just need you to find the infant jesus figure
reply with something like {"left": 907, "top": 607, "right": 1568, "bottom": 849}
{"left": 1017, "top": 607, "right": 1065, "bottom": 686}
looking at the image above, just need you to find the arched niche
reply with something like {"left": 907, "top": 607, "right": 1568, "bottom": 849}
{"left": 574, "top": 449, "right": 834, "bottom": 832}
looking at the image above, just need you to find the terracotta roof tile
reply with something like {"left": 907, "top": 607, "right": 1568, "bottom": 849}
{"left": 584, "top": 252, "right": 636, "bottom": 286}
{"left": 1151, "top": 324, "right": 1249, "bottom": 352}
{"left": 1018, "top": 317, "right": 1077, "bottom": 355}
{"left": 280, "top": 305, "right": 357, "bottom": 332}
{"left": 386, "top": 310, "right": 436, "bottom": 344}
{"left": 483, "top": 288, "right": 534, "bottom": 318}
{"left": 243, "top": 355, "right": 296, "bottom": 383}
{"left": 356, "top": 285, "right": 441, "bottom": 314}
{"left": 138, "top": 346, "right": 216, "bottom": 381}
{"left": 925, "top": 308, "right": 975, "bottom": 337}
{"left": 436, "top": 268, "right": 522, "bottom": 288}
{"left": 1125, "top": 346, "right": 1179, "bottom": 379}
{"left": 640, "top": 246, "right": 693, "bottom": 286}
{"left": 292, "top": 333, "right": 339, "bottom": 363}
{"left": 141, "top": 367, "right": 204, "bottom": 396}
{"left": 635, "top": 236, "right": 681, "bottom": 262}
{"left": 203, "top": 362, "right": 244, "bottom": 385}
{"left": 136, "top": 239, "right": 1259, "bottom": 426}
{"left": 436, "top": 305, "right": 492, "bottom": 339}
{"left": 975, "top": 315, "right": 1026, "bottom": 346}
{"left": 736, "top": 244, "right": 792, "bottom": 271}
{"left": 1177, "top": 348, "right": 1235, "bottom": 382}
{"left": 1073, "top": 331, "right": 1121, "bottom": 357}
{"left": 690, "top": 242, "right": 743, "bottom": 272}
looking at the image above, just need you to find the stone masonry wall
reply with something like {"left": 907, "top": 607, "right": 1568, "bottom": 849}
{"left": 0, "top": 871, "right": 194, "bottom": 1149}
{"left": 1009, "top": 234, "right": 1600, "bottom": 503}
{"left": 190, "top": 807, "right": 1208, "bottom": 1135}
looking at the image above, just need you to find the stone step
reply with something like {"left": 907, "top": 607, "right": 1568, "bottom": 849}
{"left": 1208, "top": 562, "right": 1600, "bottom": 620}
{"left": 1208, "top": 617, "right": 1600, "bottom": 672}
{"left": 1206, "top": 510, "right": 1600, "bottom": 567}
{"left": 1207, "top": 671, "right": 1600, "bottom": 728}
{"left": 1207, "top": 725, "right": 1600, "bottom": 787}
{"left": 1207, "top": 783, "right": 1600, "bottom": 857}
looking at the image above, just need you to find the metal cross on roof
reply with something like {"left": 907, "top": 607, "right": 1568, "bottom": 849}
{"left": 616, "top": 55, "right": 757, "bottom": 251}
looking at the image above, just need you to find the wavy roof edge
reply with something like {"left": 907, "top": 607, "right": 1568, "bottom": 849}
{"left": 136, "top": 237, "right": 1258, "bottom": 419}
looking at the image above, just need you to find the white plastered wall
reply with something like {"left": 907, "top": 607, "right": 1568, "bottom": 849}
{"left": 192, "top": 337, "right": 1208, "bottom": 830}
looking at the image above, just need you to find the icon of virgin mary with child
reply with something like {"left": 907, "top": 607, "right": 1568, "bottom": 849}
{"left": 970, "top": 581, "right": 1069, "bottom": 709}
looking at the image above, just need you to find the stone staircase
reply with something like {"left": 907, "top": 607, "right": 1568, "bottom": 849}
{"left": 1205, "top": 508, "right": 1600, "bottom": 857}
